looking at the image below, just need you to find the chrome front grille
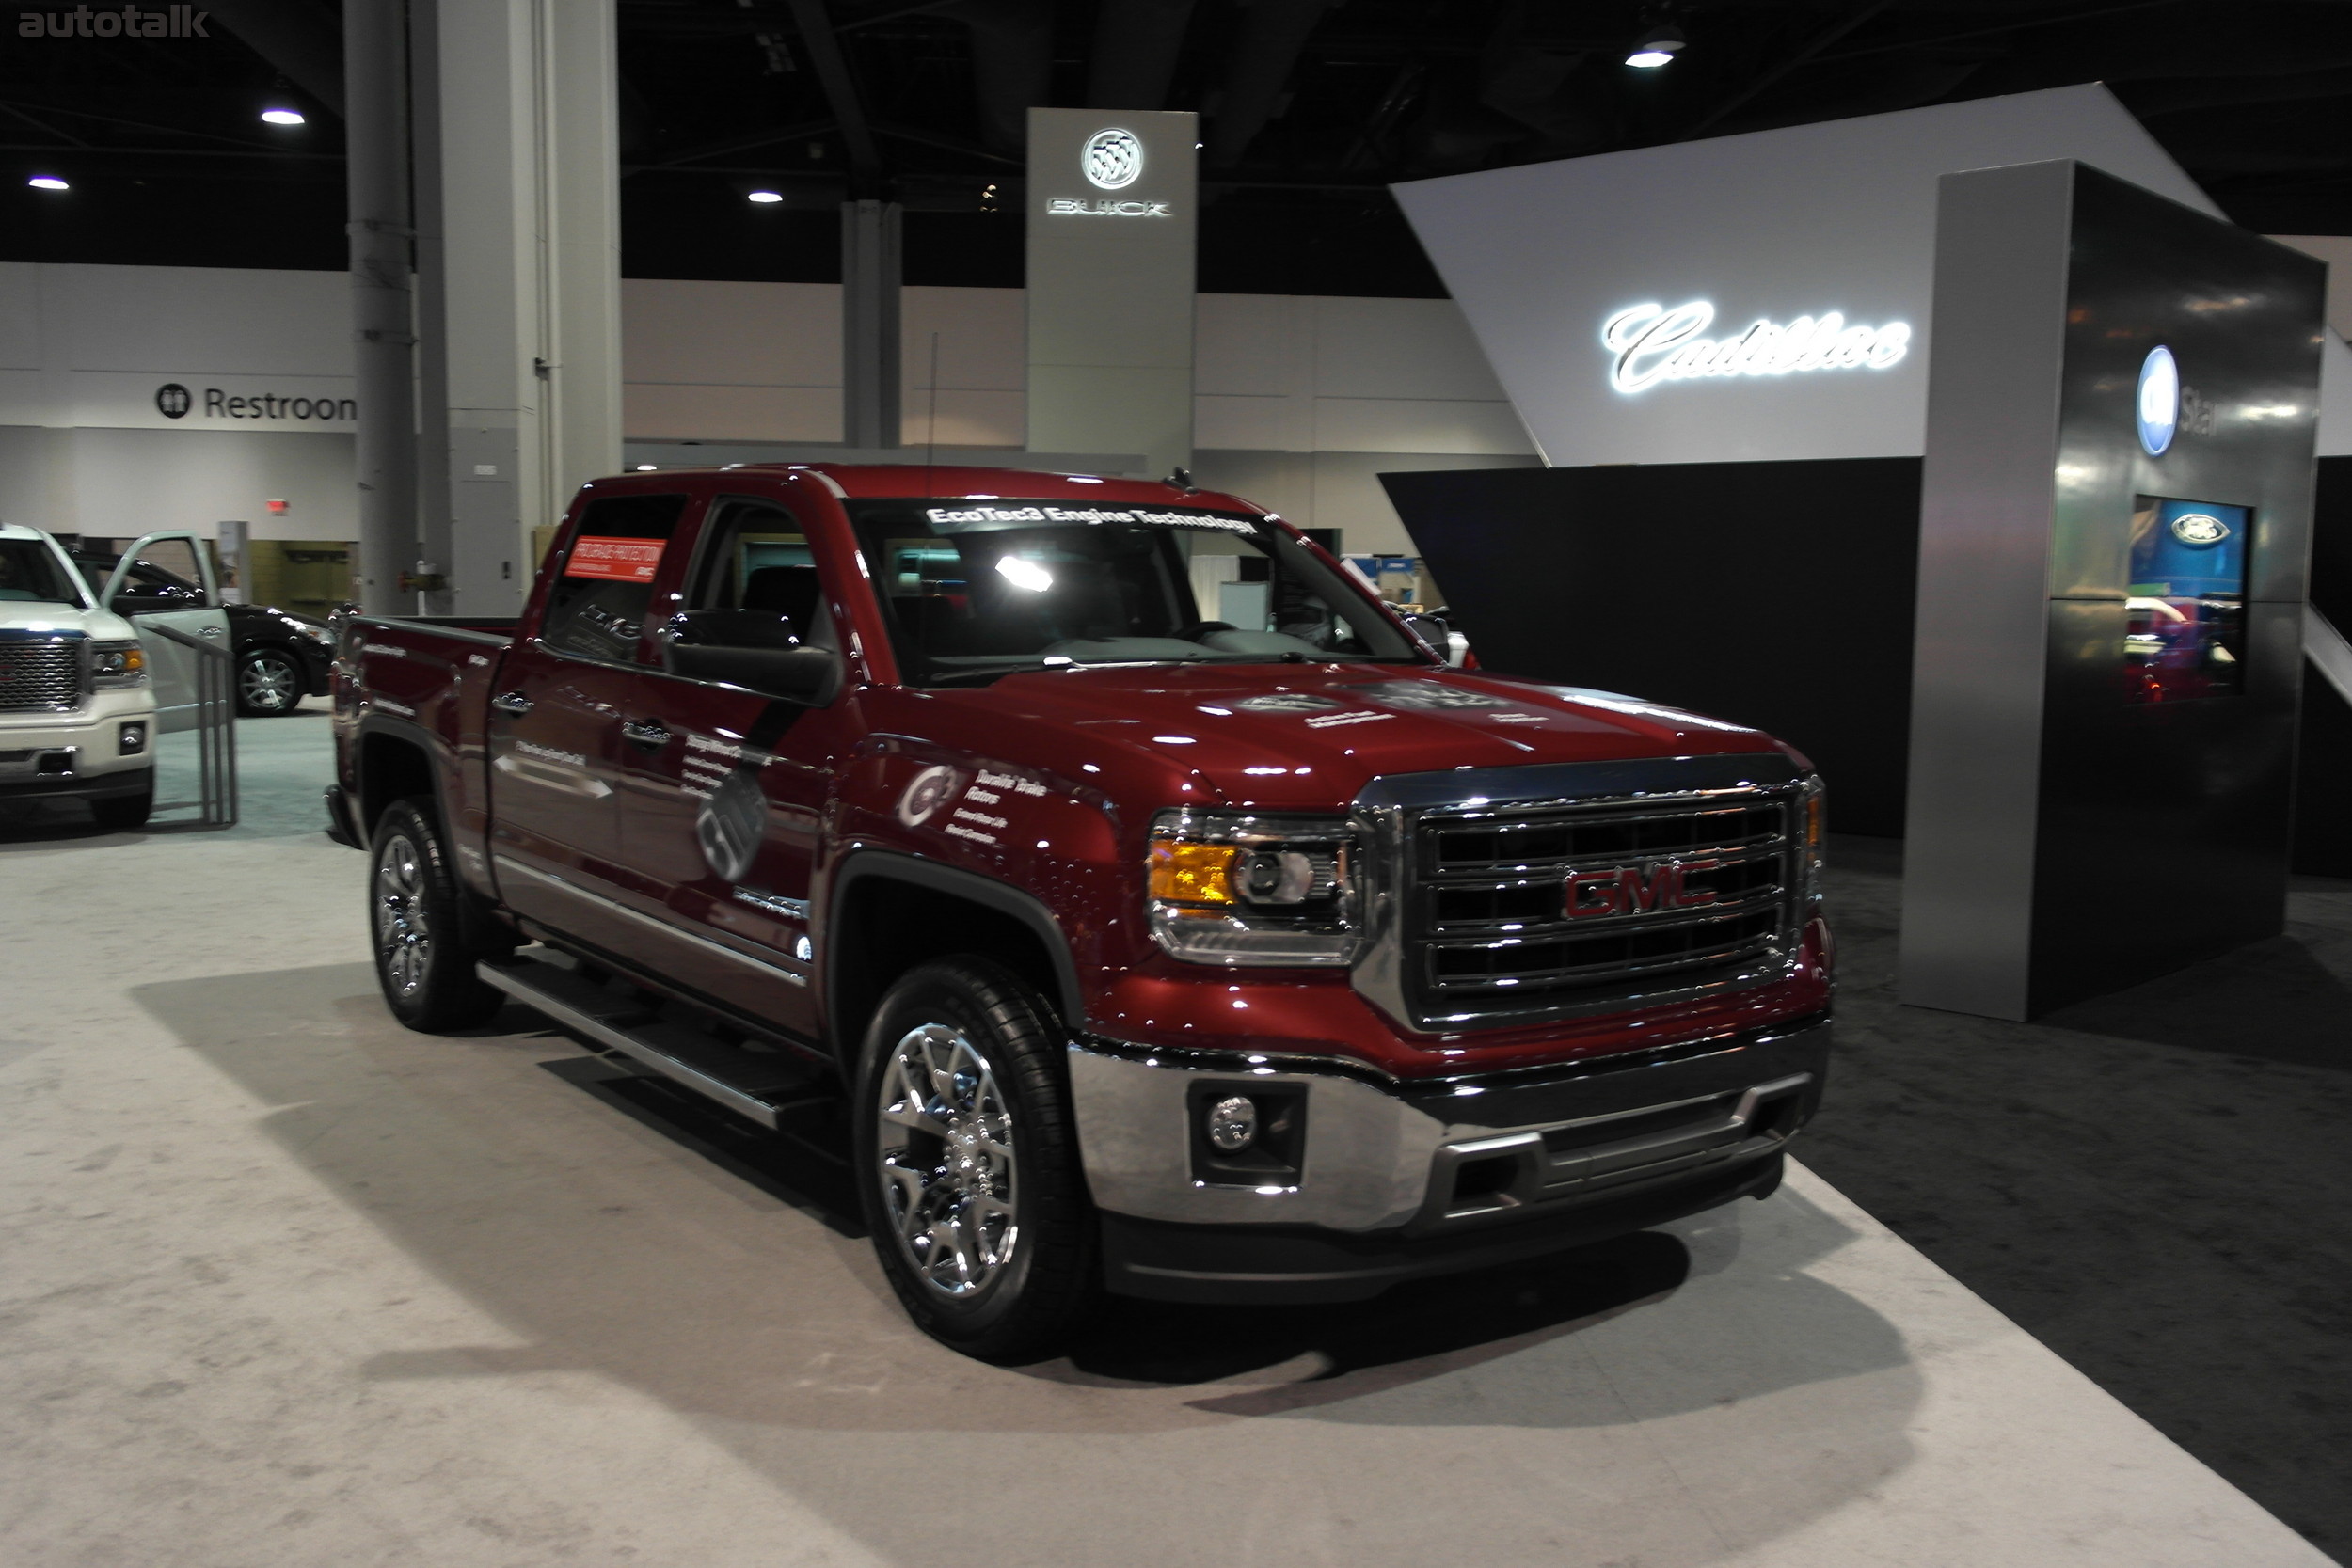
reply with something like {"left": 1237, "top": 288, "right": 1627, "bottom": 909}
{"left": 0, "top": 635, "right": 87, "bottom": 713}
{"left": 1399, "top": 781, "right": 1802, "bottom": 1030}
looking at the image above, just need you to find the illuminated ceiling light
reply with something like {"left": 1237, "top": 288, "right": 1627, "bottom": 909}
{"left": 1626, "top": 24, "right": 1684, "bottom": 67}
{"left": 634, "top": 463, "right": 658, "bottom": 471}
{"left": 747, "top": 189, "right": 784, "bottom": 204}
{"left": 27, "top": 175, "right": 68, "bottom": 191}
{"left": 261, "top": 107, "right": 306, "bottom": 125}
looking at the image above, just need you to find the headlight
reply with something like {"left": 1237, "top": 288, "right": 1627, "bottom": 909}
{"left": 1147, "top": 809, "right": 1361, "bottom": 966}
{"left": 91, "top": 640, "right": 147, "bottom": 688}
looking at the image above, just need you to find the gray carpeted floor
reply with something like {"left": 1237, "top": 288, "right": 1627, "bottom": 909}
{"left": 1802, "top": 835, "right": 2352, "bottom": 1559}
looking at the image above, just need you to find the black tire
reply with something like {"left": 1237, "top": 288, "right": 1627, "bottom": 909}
{"left": 855, "top": 958, "right": 1099, "bottom": 1361}
{"left": 88, "top": 779, "right": 152, "bottom": 832}
{"left": 367, "top": 797, "right": 509, "bottom": 1032}
{"left": 236, "top": 647, "right": 305, "bottom": 715}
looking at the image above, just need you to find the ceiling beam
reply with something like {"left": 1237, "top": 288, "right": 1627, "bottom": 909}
{"left": 622, "top": 119, "right": 837, "bottom": 177}
{"left": 782, "top": 0, "right": 885, "bottom": 188}
{"left": 1678, "top": 1, "right": 1897, "bottom": 142}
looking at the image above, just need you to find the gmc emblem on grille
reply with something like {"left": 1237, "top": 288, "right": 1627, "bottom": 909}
{"left": 1565, "top": 860, "right": 1721, "bottom": 919}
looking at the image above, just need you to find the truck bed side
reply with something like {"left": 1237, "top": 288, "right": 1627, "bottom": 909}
{"left": 333, "top": 614, "right": 516, "bottom": 906}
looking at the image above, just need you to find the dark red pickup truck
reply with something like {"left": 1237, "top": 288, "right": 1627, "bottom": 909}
{"left": 327, "top": 463, "right": 1832, "bottom": 1359}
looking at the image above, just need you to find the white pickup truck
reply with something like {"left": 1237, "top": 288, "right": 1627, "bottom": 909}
{"left": 0, "top": 523, "right": 229, "bottom": 830}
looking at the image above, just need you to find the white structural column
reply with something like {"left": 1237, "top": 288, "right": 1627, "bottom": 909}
{"left": 1025, "top": 109, "right": 1197, "bottom": 480}
{"left": 343, "top": 0, "right": 416, "bottom": 613}
{"left": 429, "top": 0, "right": 621, "bottom": 615}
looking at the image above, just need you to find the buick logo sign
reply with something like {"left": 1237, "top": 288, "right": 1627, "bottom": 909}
{"left": 2137, "top": 344, "right": 2179, "bottom": 455}
{"left": 1082, "top": 127, "right": 1143, "bottom": 190}
{"left": 154, "top": 382, "right": 191, "bottom": 419}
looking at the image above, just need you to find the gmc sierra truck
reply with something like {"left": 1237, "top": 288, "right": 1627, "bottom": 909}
{"left": 327, "top": 464, "right": 1832, "bottom": 1360}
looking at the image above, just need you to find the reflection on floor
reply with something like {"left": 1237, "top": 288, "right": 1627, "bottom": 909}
{"left": 0, "top": 712, "right": 2334, "bottom": 1567}
{"left": 1803, "top": 834, "right": 2352, "bottom": 1556}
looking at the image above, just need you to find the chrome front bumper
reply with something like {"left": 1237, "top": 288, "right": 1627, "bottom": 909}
{"left": 1068, "top": 1015, "right": 1829, "bottom": 1241}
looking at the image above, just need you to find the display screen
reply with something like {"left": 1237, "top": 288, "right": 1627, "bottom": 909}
{"left": 2124, "top": 496, "right": 2249, "bottom": 705}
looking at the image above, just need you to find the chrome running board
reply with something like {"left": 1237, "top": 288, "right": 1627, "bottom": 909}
{"left": 480, "top": 952, "right": 830, "bottom": 1130}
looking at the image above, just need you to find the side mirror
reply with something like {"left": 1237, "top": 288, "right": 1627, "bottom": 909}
{"left": 665, "top": 641, "right": 842, "bottom": 706}
{"left": 1401, "top": 611, "right": 1449, "bottom": 652}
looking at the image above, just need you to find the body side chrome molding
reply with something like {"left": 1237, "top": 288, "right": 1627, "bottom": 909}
{"left": 492, "top": 853, "right": 810, "bottom": 984}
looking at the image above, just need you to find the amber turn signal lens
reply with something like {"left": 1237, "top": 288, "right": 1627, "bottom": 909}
{"left": 1805, "top": 791, "right": 1823, "bottom": 850}
{"left": 1149, "top": 839, "right": 1237, "bottom": 905}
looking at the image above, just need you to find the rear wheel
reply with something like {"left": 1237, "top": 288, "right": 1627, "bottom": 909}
{"left": 89, "top": 779, "right": 152, "bottom": 832}
{"left": 369, "top": 798, "right": 508, "bottom": 1032}
{"left": 236, "top": 648, "right": 304, "bottom": 715}
{"left": 856, "top": 958, "right": 1099, "bottom": 1361}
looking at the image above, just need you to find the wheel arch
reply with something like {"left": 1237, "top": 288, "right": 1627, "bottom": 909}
{"left": 825, "top": 851, "right": 1085, "bottom": 1069}
{"left": 353, "top": 717, "right": 444, "bottom": 838}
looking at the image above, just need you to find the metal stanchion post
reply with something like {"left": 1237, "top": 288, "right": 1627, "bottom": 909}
{"left": 147, "top": 626, "right": 239, "bottom": 829}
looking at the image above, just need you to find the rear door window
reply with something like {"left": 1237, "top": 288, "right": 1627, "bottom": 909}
{"left": 539, "top": 494, "right": 688, "bottom": 664}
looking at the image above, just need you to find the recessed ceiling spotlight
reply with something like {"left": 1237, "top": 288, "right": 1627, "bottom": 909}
{"left": 27, "top": 175, "right": 68, "bottom": 190}
{"left": 634, "top": 463, "right": 657, "bottom": 470}
{"left": 261, "top": 107, "right": 306, "bottom": 126}
{"left": 747, "top": 189, "right": 784, "bottom": 204}
{"left": 1626, "top": 24, "right": 1684, "bottom": 67}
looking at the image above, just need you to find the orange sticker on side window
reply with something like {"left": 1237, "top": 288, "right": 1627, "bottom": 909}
{"left": 564, "top": 536, "right": 666, "bottom": 582}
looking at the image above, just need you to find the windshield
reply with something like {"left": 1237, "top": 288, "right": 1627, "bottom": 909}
{"left": 849, "top": 499, "right": 1422, "bottom": 686}
{"left": 0, "top": 538, "right": 87, "bottom": 607}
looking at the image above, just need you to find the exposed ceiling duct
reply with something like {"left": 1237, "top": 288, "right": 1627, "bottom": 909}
{"left": 942, "top": 0, "right": 1057, "bottom": 155}
{"left": 1088, "top": 0, "right": 1197, "bottom": 111}
{"left": 206, "top": 0, "right": 347, "bottom": 119}
{"left": 1203, "top": 0, "right": 1340, "bottom": 166}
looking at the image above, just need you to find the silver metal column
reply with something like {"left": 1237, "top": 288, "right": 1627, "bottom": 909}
{"left": 1899, "top": 161, "right": 2074, "bottom": 1021}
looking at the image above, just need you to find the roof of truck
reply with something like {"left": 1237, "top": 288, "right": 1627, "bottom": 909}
{"left": 602, "top": 463, "right": 1269, "bottom": 519}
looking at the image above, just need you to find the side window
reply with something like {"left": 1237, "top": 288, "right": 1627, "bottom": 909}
{"left": 539, "top": 494, "right": 687, "bottom": 664}
{"left": 681, "top": 499, "right": 832, "bottom": 649}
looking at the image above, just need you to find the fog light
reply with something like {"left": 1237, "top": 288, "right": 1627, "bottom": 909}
{"left": 1205, "top": 1094, "right": 1258, "bottom": 1153}
{"left": 118, "top": 721, "right": 148, "bottom": 755}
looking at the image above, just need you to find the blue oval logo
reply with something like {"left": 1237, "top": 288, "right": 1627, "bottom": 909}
{"left": 2137, "top": 345, "right": 2179, "bottom": 455}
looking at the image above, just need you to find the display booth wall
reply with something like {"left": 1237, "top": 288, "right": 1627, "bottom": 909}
{"left": 1381, "top": 459, "right": 1922, "bottom": 838}
{"left": 2296, "top": 456, "right": 2352, "bottom": 877}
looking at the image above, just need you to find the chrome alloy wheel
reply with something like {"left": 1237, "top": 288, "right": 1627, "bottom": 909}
{"left": 240, "top": 652, "right": 299, "bottom": 711}
{"left": 373, "top": 832, "right": 432, "bottom": 998}
{"left": 874, "top": 1022, "right": 1020, "bottom": 1298}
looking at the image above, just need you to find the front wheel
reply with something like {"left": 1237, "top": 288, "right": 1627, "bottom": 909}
{"left": 856, "top": 958, "right": 1099, "bottom": 1361}
{"left": 368, "top": 798, "right": 507, "bottom": 1032}
{"left": 236, "top": 648, "right": 305, "bottom": 715}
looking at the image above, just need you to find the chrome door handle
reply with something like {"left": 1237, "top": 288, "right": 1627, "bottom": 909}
{"left": 491, "top": 690, "right": 533, "bottom": 715}
{"left": 200, "top": 626, "right": 224, "bottom": 638}
{"left": 621, "top": 718, "right": 671, "bottom": 751}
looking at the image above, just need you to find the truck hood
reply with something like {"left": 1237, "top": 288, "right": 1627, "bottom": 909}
{"left": 0, "top": 601, "right": 133, "bottom": 640}
{"left": 931, "top": 661, "right": 1790, "bottom": 809}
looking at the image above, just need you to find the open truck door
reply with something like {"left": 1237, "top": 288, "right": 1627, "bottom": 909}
{"left": 98, "top": 531, "right": 230, "bottom": 734}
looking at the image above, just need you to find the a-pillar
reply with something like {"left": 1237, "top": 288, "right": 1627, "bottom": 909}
{"left": 423, "top": 0, "right": 621, "bottom": 615}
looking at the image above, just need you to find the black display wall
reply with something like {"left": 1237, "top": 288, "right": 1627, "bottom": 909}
{"left": 1381, "top": 459, "right": 1922, "bottom": 837}
{"left": 2295, "top": 455, "right": 2352, "bottom": 877}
